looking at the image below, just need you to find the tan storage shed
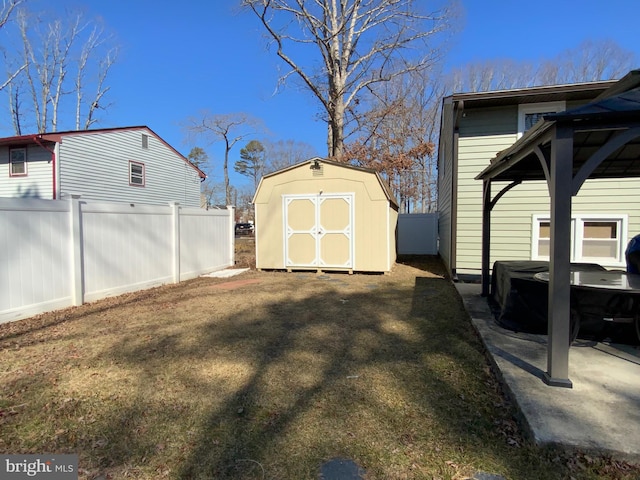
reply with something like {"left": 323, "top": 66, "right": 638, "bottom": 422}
{"left": 253, "top": 158, "right": 399, "bottom": 273}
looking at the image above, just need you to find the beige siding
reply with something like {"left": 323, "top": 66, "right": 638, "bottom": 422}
{"left": 442, "top": 91, "right": 640, "bottom": 275}
{"left": 0, "top": 145, "right": 54, "bottom": 199}
{"left": 254, "top": 161, "right": 396, "bottom": 273}
{"left": 456, "top": 151, "right": 640, "bottom": 274}
{"left": 440, "top": 104, "right": 519, "bottom": 276}
{"left": 388, "top": 207, "right": 398, "bottom": 270}
{"left": 455, "top": 132, "right": 518, "bottom": 274}
{"left": 59, "top": 129, "right": 202, "bottom": 207}
{"left": 437, "top": 100, "right": 454, "bottom": 273}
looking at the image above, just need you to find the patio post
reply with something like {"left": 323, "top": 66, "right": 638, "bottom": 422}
{"left": 544, "top": 123, "right": 573, "bottom": 388}
{"left": 481, "top": 179, "right": 491, "bottom": 296}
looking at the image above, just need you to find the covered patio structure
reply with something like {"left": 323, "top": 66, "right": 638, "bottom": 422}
{"left": 476, "top": 70, "right": 640, "bottom": 387}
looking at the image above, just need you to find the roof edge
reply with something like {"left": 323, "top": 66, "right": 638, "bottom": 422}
{"left": 593, "top": 69, "right": 640, "bottom": 101}
{"left": 446, "top": 79, "right": 617, "bottom": 103}
{"left": 256, "top": 157, "right": 399, "bottom": 209}
{"left": 0, "top": 126, "right": 206, "bottom": 179}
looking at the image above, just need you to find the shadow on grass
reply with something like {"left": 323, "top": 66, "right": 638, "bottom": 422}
{"left": 96, "top": 269, "right": 561, "bottom": 479}
{"left": 1, "top": 260, "right": 622, "bottom": 479}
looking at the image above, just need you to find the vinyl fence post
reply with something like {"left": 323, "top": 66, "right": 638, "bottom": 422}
{"left": 171, "top": 202, "right": 180, "bottom": 283}
{"left": 70, "top": 194, "right": 84, "bottom": 306}
{"left": 227, "top": 205, "right": 235, "bottom": 266}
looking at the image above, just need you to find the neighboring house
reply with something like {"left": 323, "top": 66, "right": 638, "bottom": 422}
{"left": 435, "top": 78, "right": 640, "bottom": 278}
{"left": 0, "top": 126, "right": 205, "bottom": 207}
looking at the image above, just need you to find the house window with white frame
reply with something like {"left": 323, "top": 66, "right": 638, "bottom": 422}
{"left": 532, "top": 214, "right": 627, "bottom": 266}
{"left": 9, "top": 147, "right": 27, "bottom": 176}
{"left": 517, "top": 101, "right": 566, "bottom": 138}
{"left": 129, "top": 161, "right": 145, "bottom": 186}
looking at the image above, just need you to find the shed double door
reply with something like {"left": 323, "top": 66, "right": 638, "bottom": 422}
{"left": 283, "top": 193, "right": 354, "bottom": 270}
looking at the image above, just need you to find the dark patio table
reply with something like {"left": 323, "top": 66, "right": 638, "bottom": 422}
{"left": 534, "top": 270, "right": 640, "bottom": 342}
{"left": 533, "top": 270, "right": 640, "bottom": 291}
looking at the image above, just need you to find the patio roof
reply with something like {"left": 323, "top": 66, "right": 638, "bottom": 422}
{"left": 475, "top": 69, "right": 640, "bottom": 388}
{"left": 477, "top": 72, "right": 640, "bottom": 184}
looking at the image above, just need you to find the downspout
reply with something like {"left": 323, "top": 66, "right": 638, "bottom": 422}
{"left": 33, "top": 135, "right": 58, "bottom": 200}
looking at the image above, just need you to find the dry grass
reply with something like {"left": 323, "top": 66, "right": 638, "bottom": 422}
{"left": 1, "top": 242, "right": 638, "bottom": 479}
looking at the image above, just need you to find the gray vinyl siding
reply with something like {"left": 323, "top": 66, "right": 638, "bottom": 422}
{"left": 58, "top": 129, "right": 202, "bottom": 207}
{"left": 459, "top": 105, "right": 516, "bottom": 137}
{"left": 0, "top": 144, "right": 53, "bottom": 199}
{"left": 437, "top": 100, "right": 454, "bottom": 273}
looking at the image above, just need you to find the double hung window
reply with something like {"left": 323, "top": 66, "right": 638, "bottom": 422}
{"left": 9, "top": 148, "right": 27, "bottom": 176}
{"left": 532, "top": 214, "right": 627, "bottom": 266}
{"left": 129, "top": 161, "right": 145, "bottom": 186}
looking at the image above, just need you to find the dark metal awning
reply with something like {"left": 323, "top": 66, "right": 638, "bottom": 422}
{"left": 477, "top": 81, "right": 640, "bottom": 185}
{"left": 475, "top": 70, "right": 640, "bottom": 388}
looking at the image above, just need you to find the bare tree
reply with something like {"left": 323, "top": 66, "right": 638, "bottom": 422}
{"left": 182, "top": 111, "right": 261, "bottom": 205}
{"left": 6, "top": 80, "right": 22, "bottom": 133}
{"left": 448, "top": 39, "right": 637, "bottom": 94}
{"left": 10, "top": 7, "right": 118, "bottom": 133}
{"left": 200, "top": 180, "right": 226, "bottom": 209}
{"left": 0, "top": 0, "right": 26, "bottom": 92}
{"left": 75, "top": 25, "right": 118, "bottom": 130}
{"left": 539, "top": 39, "right": 636, "bottom": 85}
{"left": 344, "top": 69, "right": 439, "bottom": 212}
{"left": 243, "top": 0, "right": 454, "bottom": 157}
{"left": 408, "top": 71, "right": 445, "bottom": 212}
{"left": 17, "top": 10, "right": 76, "bottom": 133}
{"left": 263, "top": 138, "right": 317, "bottom": 173}
{"left": 448, "top": 59, "right": 537, "bottom": 93}
{"left": 235, "top": 184, "right": 256, "bottom": 222}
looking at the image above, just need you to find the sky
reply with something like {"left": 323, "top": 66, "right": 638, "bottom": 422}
{"left": 3, "top": 0, "right": 640, "bottom": 190}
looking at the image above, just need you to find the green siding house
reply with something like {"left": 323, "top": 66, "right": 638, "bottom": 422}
{"left": 437, "top": 79, "right": 640, "bottom": 278}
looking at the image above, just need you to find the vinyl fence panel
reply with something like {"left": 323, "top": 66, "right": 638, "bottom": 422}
{"left": 0, "top": 198, "right": 234, "bottom": 324}
{"left": 397, "top": 213, "right": 439, "bottom": 255}
{"left": 179, "top": 206, "right": 234, "bottom": 280}
{"left": 0, "top": 198, "right": 72, "bottom": 322}
{"left": 81, "top": 202, "right": 175, "bottom": 302}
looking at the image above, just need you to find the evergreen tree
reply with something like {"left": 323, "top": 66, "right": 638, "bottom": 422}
{"left": 235, "top": 140, "right": 266, "bottom": 190}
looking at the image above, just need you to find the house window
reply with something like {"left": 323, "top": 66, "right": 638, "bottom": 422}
{"left": 536, "top": 221, "right": 551, "bottom": 258}
{"left": 9, "top": 148, "right": 27, "bottom": 176}
{"left": 532, "top": 214, "right": 627, "bottom": 266}
{"left": 129, "top": 161, "right": 145, "bottom": 186}
{"left": 517, "top": 101, "right": 566, "bottom": 138}
{"left": 142, "top": 134, "right": 149, "bottom": 149}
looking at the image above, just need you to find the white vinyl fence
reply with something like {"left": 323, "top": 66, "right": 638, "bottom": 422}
{"left": 397, "top": 213, "right": 438, "bottom": 255}
{"left": 0, "top": 196, "right": 234, "bottom": 324}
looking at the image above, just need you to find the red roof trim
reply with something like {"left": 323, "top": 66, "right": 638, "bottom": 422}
{"left": 0, "top": 126, "right": 206, "bottom": 179}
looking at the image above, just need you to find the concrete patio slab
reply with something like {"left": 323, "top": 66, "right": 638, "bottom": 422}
{"left": 455, "top": 282, "right": 640, "bottom": 463}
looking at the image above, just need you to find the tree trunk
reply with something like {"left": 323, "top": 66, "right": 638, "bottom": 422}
{"left": 331, "top": 101, "right": 345, "bottom": 158}
{"left": 224, "top": 138, "right": 231, "bottom": 205}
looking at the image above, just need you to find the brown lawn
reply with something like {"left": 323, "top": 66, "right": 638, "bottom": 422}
{"left": 0, "top": 241, "right": 637, "bottom": 479}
